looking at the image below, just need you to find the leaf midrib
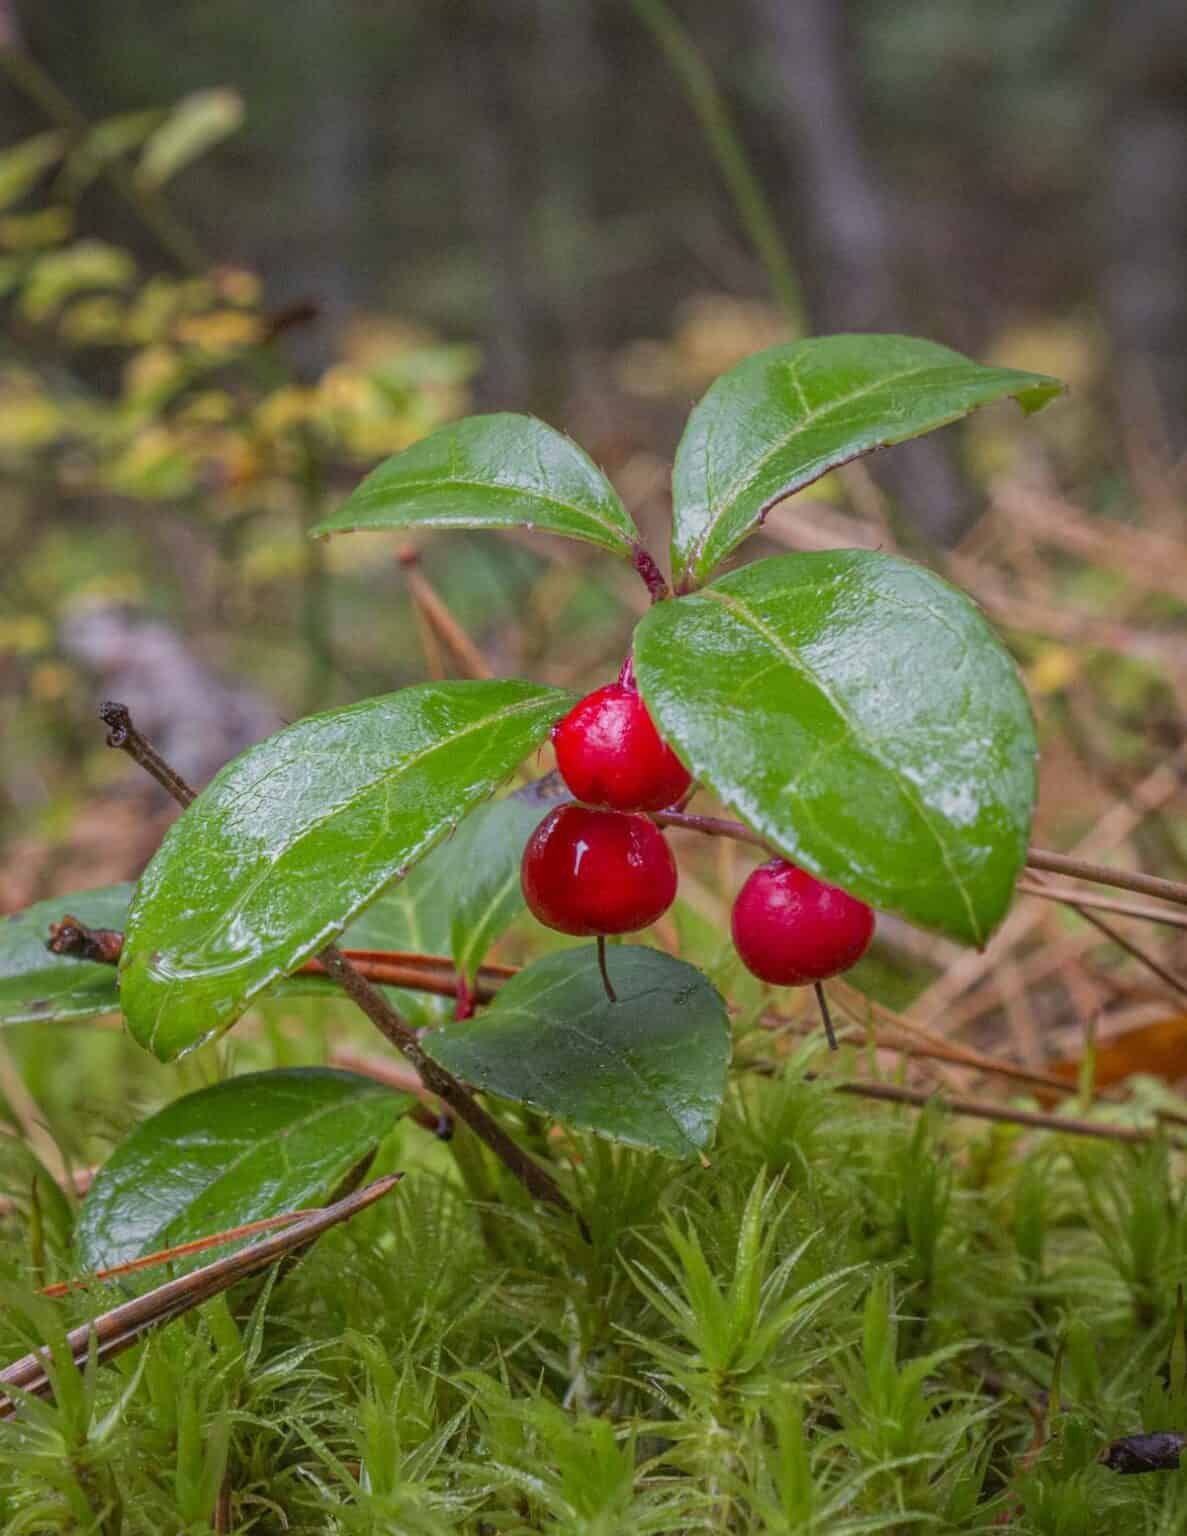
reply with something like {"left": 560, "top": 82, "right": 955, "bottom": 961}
{"left": 686, "top": 361, "right": 940, "bottom": 574}
{"left": 132, "top": 690, "right": 560, "bottom": 1046}
{"left": 684, "top": 357, "right": 1040, "bottom": 579}
{"left": 699, "top": 584, "right": 983, "bottom": 943}
{"left": 346, "top": 474, "right": 633, "bottom": 551}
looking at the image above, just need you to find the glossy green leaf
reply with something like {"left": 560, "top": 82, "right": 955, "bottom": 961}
{"left": 119, "top": 680, "right": 570, "bottom": 1061}
{"left": 0, "top": 885, "right": 133, "bottom": 1026}
{"left": 635, "top": 550, "right": 1037, "bottom": 945}
{"left": 75, "top": 1068, "right": 410, "bottom": 1273}
{"left": 670, "top": 334, "right": 1063, "bottom": 589}
{"left": 297, "top": 780, "right": 564, "bottom": 1021}
{"left": 311, "top": 414, "right": 641, "bottom": 561}
{"left": 424, "top": 947, "right": 730, "bottom": 1157}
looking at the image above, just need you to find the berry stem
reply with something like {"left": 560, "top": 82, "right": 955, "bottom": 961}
{"left": 596, "top": 935, "right": 618, "bottom": 1004}
{"left": 814, "top": 981, "right": 839, "bottom": 1052}
{"left": 653, "top": 807, "right": 772, "bottom": 851}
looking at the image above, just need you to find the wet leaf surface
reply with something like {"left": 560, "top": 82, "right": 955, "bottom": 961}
{"left": 635, "top": 550, "right": 1036, "bottom": 944}
{"left": 76, "top": 1067, "right": 411, "bottom": 1272}
{"left": 425, "top": 946, "right": 730, "bottom": 1156}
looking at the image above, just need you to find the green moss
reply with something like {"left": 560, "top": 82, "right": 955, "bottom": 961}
{"left": 0, "top": 1019, "right": 1185, "bottom": 1532}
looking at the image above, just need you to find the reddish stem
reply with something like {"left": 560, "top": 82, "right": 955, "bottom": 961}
{"left": 630, "top": 542, "right": 671, "bottom": 603}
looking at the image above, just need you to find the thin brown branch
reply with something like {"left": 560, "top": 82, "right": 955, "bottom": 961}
{"left": 1062, "top": 902, "right": 1187, "bottom": 1003}
{"left": 90, "top": 706, "right": 577, "bottom": 1225}
{"left": 811, "top": 1074, "right": 1177, "bottom": 1146}
{"left": 630, "top": 541, "right": 671, "bottom": 602}
{"left": 46, "top": 917, "right": 511, "bottom": 1003}
{"left": 99, "top": 701, "right": 197, "bottom": 807}
{"left": 0, "top": 1176, "right": 402, "bottom": 1415}
{"left": 1025, "top": 849, "right": 1187, "bottom": 909}
{"left": 654, "top": 807, "right": 1187, "bottom": 912}
{"left": 398, "top": 546, "right": 493, "bottom": 679}
{"left": 1016, "top": 878, "right": 1187, "bottom": 929}
{"left": 39, "top": 1208, "right": 322, "bottom": 1297}
{"left": 651, "top": 808, "right": 772, "bottom": 851}
{"left": 317, "top": 945, "right": 582, "bottom": 1230}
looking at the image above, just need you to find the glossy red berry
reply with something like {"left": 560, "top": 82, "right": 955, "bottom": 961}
{"left": 552, "top": 682, "right": 691, "bottom": 813}
{"left": 521, "top": 803, "right": 678, "bottom": 936}
{"left": 731, "top": 859, "right": 874, "bottom": 985}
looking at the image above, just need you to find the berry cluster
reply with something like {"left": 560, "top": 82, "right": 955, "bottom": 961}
{"left": 521, "top": 667, "right": 875, "bottom": 1015}
{"left": 522, "top": 677, "right": 687, "bottom": 937}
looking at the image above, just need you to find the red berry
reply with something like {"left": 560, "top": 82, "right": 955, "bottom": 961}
{"left": 521, "top": 804, "right": 678, "bottom": 936}
{"left": 731, "top": 859, "right": 874, "bottom": 985}
{"left": 552, "top": 682, "right": 691, "bottom": 813}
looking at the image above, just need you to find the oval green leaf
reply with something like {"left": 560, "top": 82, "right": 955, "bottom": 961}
{"left": 119, "top": 679, "right": 570, "bottom": 1061}
{"left": 670, "top": 334, "right": 1063, "bottom": 589}
{"left": 424, "top": 946, "right": 730, "bottom": 1157}
{"left": 76, "top": 1067, "right": 411, "bottom": 1273}
{"left": 311, "top": 413, "right": 641, "bottom": 561}
{"left": 0, "top": 884, "right": 133, "bottom": 1026}
{"left": 635, "top": 551, "right": 1037, "bottom": 945}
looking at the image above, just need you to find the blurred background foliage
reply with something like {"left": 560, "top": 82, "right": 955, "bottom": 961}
{"left": 0, "top": 0, "right": 1184, "bottom": 1068}
{"left": 0, "top": 6, "right": 1186, "bottom": 1526}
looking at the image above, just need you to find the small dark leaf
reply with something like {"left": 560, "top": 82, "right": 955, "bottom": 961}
{"left": 424, "top": 946, "right": 730, "bottom": 1157}
{"left": 75, "top": 1068, "right": 411, "bottom": 1273}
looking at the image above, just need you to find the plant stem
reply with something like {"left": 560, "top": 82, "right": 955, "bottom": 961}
{"left": 813, "top": 981, "right": 838, "bottom": 1051}
{"left": 46, "top": 917, "right": 511, "bottom": 1003}
{"left": 100, "top": 702, "right": 196, "bottom": 807}
{"left": 630, "top": 0, "right": 802, "bottom": 324}
{"left": 94, "top": 704, "right": 580, "bottom": 1229}
{"left": 1025, "top": 849, "right": 1187, "bottom": 909}
{"left": 596, "top": 935, "right": 618, "bottom": 1004}
{"left": 808, "top": 1074, "right": 1180, "bottom": 1147}
{"left": 1062, "top": 901, "right": 1187, "bottom": 1002}
{"left": 630, "top": 541, "right": 671, "bottom": 603}
{"left": 397, "top": 546, "right": 493, "bottom": 679}
{"left": 1015, "top": 879, "right": 1187, "bottom": 929}
{"left": 318, "top": 945, "right": 581, "bottom": 1227}
{"left": 654, "top": 807, "right": 1187, "bottom": 909}
{"left": 652, "top": 808, "right": 772, "bottom": 851}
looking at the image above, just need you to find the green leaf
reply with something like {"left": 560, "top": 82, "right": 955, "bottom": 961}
{"left": 424, "top": 947, "right": 730, "bottom": 1157}
{"left": 135, "top": 88, "right": 245, "bottom": 191}
{"left": 670, "top": 334, "right": 1063, "bottom": 589}
{"left": 57, "top": 110, "right": 164, "bottom": 198}
{"left": 0, "top": 885, "right": 133, "bottom": 1026}
{"left": 119, "top": 680, "right": 570, "bottom": 1061}
{"left": 0, "top": 132, "right": 66, "bottom": 212}
{"left": 634, "top": 550, "right": 1036, "bottom": 945}
{"left": 293, "top": 779, "right": 564, "bottom": 1022}
{"left": 75, "top": 1068, "right": 410, "bottom": 1273}
{"left": 311, "top": 414, "right": 642, "bottom": 561}
{"left": 446, "top": 778, "right": 566, "bottom": 984}
{"left": 19, "top": 239, "right": 136, "bottom": 323}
